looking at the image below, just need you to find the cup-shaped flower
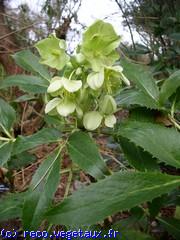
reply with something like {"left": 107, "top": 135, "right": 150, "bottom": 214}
{"left": 99, "top": 95, "right": 117, "bottom": 115}
{"left": 87, "top": 70, "right": 104, "bottom": 90}
{"left": 57, "top": 99, "right": 76, "bottom": 117}
{"left": 35, "top": 35, "right": 70, "bottom": 70}
{"left": 83, "top": 111, "right": 103, "bottom": 131}
{"left": 47, "top": 76, "right": 82, "bottom": 94}
{"left": 104, "top": 114, "right": 116, "bottom": 128}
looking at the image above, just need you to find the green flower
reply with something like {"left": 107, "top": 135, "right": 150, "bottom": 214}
{"left": 83, "top": 111, "right": 103, "bottom": 131}
{"left": 35, "top": 35, "right": 70, "bottom": 70}
{"left": 57, "top": 99, "right": 76, "bottom": 117}
{"left": 47, "top": 76, "right": 82, "bottom": 93}
{"left": 87, "top": 69, "right": 104, "bottom": 90}
{"left": 83, "top": 110, "right": 117, "bottom": 131}
{"left": 99, "top": 95, "right": 117, "bottom": 115}
{"left": 81, "top": 20, "right": 121, "bottom": 71}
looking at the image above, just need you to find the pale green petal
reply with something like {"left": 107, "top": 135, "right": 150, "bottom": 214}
{"left": 83, "top": 111, "right": 103, "bottom": 131}
{"left": 63, "top": 79, "right": 82, "bottom": 92}
{"left": 56, "top": 100, "right": 76, "bottom": 117}
{"left": 87, "top": 70, "right": 104, "bottom": 90}
{"left": 76, "top": 106, "right": 83, "bottom": 118}
{"left": 45, "top": 97, "right": 61, "bottom": 113}
{"left": 107, "top": 65, "right": 123, "bottom": 73}
{"left": 47, "top": 79, "right": 63, "bottom": 93}
{"left": 104, "top": 114, "right": 116, "bottom": 128}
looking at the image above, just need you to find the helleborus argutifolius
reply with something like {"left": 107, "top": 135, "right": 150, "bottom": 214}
{"left": 81, "top": 20, "right": 121, "bottom": 71}
{"left": 47, "top": 76, "right": 82, "bottom": 93}
{"left": 87, "top": 70, "right": 104, "bottom": 90}
{"left": 57, "top": 99, "right": 76, "bottom": 117}
{"left": 99, "top": 95, "right": 117, "bottom": 115}
{"left": 104, "top": 114, "right": 116, "bottom": 128}
{"left": 83, "top": 111, "right": 103, "bottom": 131}
{"left": 45, "top": 97, "right": 61, "bottom": 114}
{"left": 35, "top": 35, "right": 70, "bottom": 70}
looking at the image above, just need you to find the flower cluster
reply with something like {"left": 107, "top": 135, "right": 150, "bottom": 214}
{"left": 35, "top": 20, "right": 130, "bottom": 131}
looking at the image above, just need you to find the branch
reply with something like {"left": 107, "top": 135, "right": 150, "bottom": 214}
{"left": 114, "top": 0, "right": 136, "bottom": 50}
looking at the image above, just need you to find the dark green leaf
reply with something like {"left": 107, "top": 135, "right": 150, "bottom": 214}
{"left": 119, "top": 136, "right": 159, "bottom": 171}
{"left": 0, "top": 75, "right": 48, "bottom": 93}
{"left": 158, "top": 217, "right": 180, "bottom": 239}
{"left": 13, "top": 50, "right": 50, "bottom": 80}
{"left": 22, "top": 148, "right": 61, "bottom": 231}
{"left": 160, "top": 70, "right": 180, "bottom": 104}
{"left": 46, "top": 172, "right": 180, "bottom": 225}
{"left": 0, "top": 98, "right": 16, "bottom": 131}
{"left": 0, "top": 142, "right": 13, "bottom": 166}
{"left": 169, "top": 33, "right": 180, "bottom": 41}
{"left": 8, "top": 151, "right": 36, "bottom": 170}
{"left": 116, "top": 89, "right": 159, "bottom": 109}
{"left": 116, "top": 121, "right": 180, "bottom": 168}
{"left": 0, "top": 192, "right": 26, "bottom": 222}
{"left": 12, "top": 128, "right": 61, "bottom": 155}
{"left": 120, "top": 59, "right": 159, "bottom": 102}
{"left": 68, "top": 131, "right": 109, "bottom": 179}
{"left": 121, "top": 230, "right": 155, "bottom": 240}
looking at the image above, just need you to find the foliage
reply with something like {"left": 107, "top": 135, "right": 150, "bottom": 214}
{"left": 114, "top": 0, "right": 180, "bottom": 70}
{"left": 0, "top": 20, "right": 179, "bottom": 240}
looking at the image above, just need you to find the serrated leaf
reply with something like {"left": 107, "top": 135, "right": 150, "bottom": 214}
{"left": 0, "top": 98, "right": 16, "bottom": 132}
{"left": 116, "top": 89, "right": 159, "bottom": 109}
{"left": 0, "top": 142, "right": 13, "bottom": 166}
{"left": 119, "top": 136, "right": 159, "bottom": 171}
{"left": 68, "top": 131, "right": 109, "bottom": 179}
{"left": 160, "top": 70, "right": 180, "bottom": 104}
{"left": 0, "top": 192, "right": 27, "bottom": 222}
{"left": 0, "top": 75, "right": 48, "bottom": 93}
{"left": 120, "top": 59, "right": 159, "bottom": 102}
{"left": 22, "top": 148, "right": 61, "bottom": 231}
{"left": 12, "top": 50, "right": 50, "bottom": 80}
{"left": 46, "top": 172, "right": 180, "bottom": 225}
{"left": 158, "top": 217, "right": 180, "bottom": 239}
{"left": 116, "top": 121, "right": 180, "bottom": 168}
{"left": 12, "top": 128, "right": 61, "bottom": 155}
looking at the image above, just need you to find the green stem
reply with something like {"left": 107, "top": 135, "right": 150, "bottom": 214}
{"left": 63, "top": 168, "right": 73, "bottom": 199}
{"left": 0, "top": 136, "right": 11, "bottom": 141}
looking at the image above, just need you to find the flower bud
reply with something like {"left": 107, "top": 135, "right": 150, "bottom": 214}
{"left": 83, "top": 111, "right": 102, "bottom": 131}
{"left": 99, "top": 95, "right": 117, "bottom": 115}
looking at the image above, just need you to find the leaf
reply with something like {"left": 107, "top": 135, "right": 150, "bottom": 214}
{"left": 169, "top": 33, "right": 180, "bottom": 41}
{"left": 118, "top": 136, "right": 159, "bottom": 171}
{"left": 46, "top": 171, "right": 180, "bottom": 225}
{"left": 0, "top": 142, "right": 13, "bottom": 166}
{"left": 158, "top": 217, "right": 180, "bottom": 239}
{"left": 68, "top": 131, "right": 109, "bottom": 179}
{"left": 116, "top": 121, "right": 180, "bottom": 168}
{"left": 115, "top": 89, "right": 160, "bottom": 109}
{"left": 12, "top": 128, "right": 61, "bottom": 155}
{"left": 12, "top": 50, "right": 50, "bottom": 80}
{"left": 0, "top": 98, "right": 16, "bottom": 132}
{"left": 0, "top": 75, "right": 48, "bottom": 93}
{"left": 22, "top": 148, "right": 61, "bottom": 231}
{"left": 0, "top": 192, "right": 26, "bottom": 222}
{"left": 160, "top": 70, "right": 180, "bottom": 104}
{"left": 121, "top": 230, "right": 155, "bottom": 240}
{"left": 8, "top": 151, "right": 36, "bottom": 170}
{"left": 120, "top": 59, "right": 159, "bottom": 102}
